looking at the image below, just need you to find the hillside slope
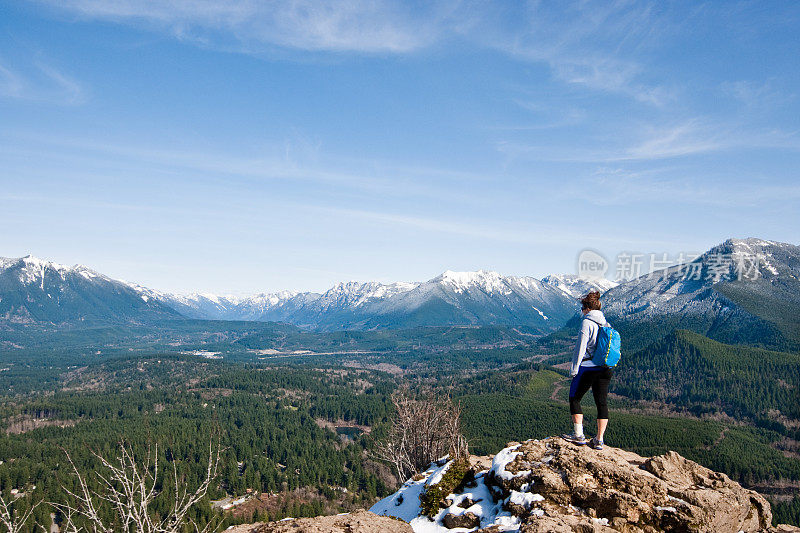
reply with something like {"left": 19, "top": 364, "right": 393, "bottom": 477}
{"left": 613, "top": 329, "right": 800, "bottom": 428}
{"left": 0, "top": 256, "right": 181, "bottom": 328}
{"left": 602, "top": 238, "right": 800, "bottom": 351}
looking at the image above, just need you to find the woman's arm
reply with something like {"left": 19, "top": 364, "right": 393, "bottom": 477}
{"left": 570, "top": 319, "right": 592, "bottom": 377}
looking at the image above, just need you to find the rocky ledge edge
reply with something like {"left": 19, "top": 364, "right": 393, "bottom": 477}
{"left": 242, "top": 436, "right": 800, "bottom": 532}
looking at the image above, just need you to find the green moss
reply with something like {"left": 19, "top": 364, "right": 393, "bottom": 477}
{"left": 419, "top": 456, "right": 471, "bottom": 517}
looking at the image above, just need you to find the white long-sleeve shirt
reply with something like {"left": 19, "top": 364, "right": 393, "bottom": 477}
{"left": 570, "top": 310, "right": 608, "bottom": 377}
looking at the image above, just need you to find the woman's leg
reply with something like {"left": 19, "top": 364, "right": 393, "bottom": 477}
{"left": 591, "top": 368, "right": 613, "bottom": 440}
{"left": 569, "top": 368, "right": 594, "bottom": 436}
{"left": 596, "top": 418, "right": 608, "bottom": 441}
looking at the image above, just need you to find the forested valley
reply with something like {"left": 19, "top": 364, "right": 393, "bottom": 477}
{"left": 1, "top": 322, "right": 799, "bottom": 530}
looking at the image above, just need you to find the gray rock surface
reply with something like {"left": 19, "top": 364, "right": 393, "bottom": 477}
{"left": 255, "top": 509, "right": 413, "bottom": 532}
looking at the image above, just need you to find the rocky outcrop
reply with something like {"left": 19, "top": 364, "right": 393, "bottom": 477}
{"left": 371, "top": 436, "right": 800, "bottom": 532}
{"left": 502, "top": 438, "right": 776, "bottom": 532}
{"left": 255, "top": 509, "right": 412, "bottom": 532}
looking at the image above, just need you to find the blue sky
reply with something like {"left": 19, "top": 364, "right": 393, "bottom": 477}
{"left": 1, "top": 1, "right": 799, "bottom": 294}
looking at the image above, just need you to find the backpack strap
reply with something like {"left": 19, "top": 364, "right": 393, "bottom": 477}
{"left": 583, "top": 316, "right": 609, "bottom": 328}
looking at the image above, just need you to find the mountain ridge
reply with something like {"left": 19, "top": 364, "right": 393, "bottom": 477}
{"left": 3, "top": 237, "right": 798, "bottom": 341}
{"left": 0, "top": 255, "right": 181, "bottom": 327}
{"left": 145, "top": 270, "right": 618, "bottom": 331}
{"left": 601, "top": 237, "right": 800, "bottom": 351}
{"left": 1, "top": 256, "right": 613, "bottom": 332}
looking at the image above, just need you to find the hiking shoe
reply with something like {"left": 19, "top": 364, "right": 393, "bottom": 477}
{"left": 561, "top": 433, "right": 588, "bottom": 445}
{"left": 589, "top": 437, "right": 604, "bottom": 450}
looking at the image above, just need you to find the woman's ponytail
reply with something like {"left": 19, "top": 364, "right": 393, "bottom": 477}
{"left": 580, "top": 291, "right": 602, "bottom": 311}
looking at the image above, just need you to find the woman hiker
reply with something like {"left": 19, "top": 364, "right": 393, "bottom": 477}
{"left": 562, "top": 291, "right": 613, "bottom": 450}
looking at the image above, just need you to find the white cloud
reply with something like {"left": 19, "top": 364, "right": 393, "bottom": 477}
{"left": 35, "top": 63, "right": 85, "bottom": 104}
{"left": 0, "top": 60, "right": 85, "bottom": 104}
{"left": 720, "top": 79, "right": 795, "bottom": 111}
{"left": 620, "top": 121, "right": 722, "bottom": 160}
{"left": 318, "top": 205, "right": 608, "bottom": 245}
{"left": 0, "top": 63, "right": 25, "bottom": 98}
{"left": 0, "top": 131, "right": 491, "bottom": 204}
{"left": 540, "top": 164, "right": 800, "bottom": 208}
{"left": 497, "top": 119, "right": 800, "bottom": 163}
{"left": 484, "top": 1, "right": 676, "bottom": 105}
{"left": 37, "top": 0, "right": 675, "bottom": 104}
{"left": 38, "top": 0, "right": 461, "bottom": 54}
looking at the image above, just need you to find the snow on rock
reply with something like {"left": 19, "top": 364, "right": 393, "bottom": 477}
{"left": 370, "top": 442, "right": 543, "bottom": 532}
{"left": 370, "top": 437, "right": 784, "bottom": 533}
{"left": 488, "top": 443, "right": 525, "bottom": 481}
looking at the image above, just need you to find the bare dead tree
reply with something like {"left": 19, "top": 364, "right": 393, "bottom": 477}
{"left": 52, "top": 439, "right": 221, "bottom": 533}
{"left": 0, "top": 492, "right": 44, "bottom": 533}
{"left": 373, "top": 388, "right": 468, "bottom": 481}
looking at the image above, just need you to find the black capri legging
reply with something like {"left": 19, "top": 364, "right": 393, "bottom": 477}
{"left": 569, "top": 366, "right": 613, "bottom": 419}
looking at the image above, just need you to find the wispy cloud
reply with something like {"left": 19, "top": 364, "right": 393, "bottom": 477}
{"left": 35, "top": 63, "right": 85, "bottom": 104}
{"left": 37, "top": 0, "right": 675, "bottom": 105}
{"left": 36, "top": 0, "right": 463, "bottom": 54}
{"left": 620, "top": 121, "right": 723, "bottom": 160}
{"left": 0, "top": 131, "right": 493, "bottom": 205}
{"left": 0, "top": 60, "right": 85, "bottom": 104}
{"left": 497, "top": 118, "right": 800, "bottom": 163}
{"left": 318, "top": 205, "right": 610, "bottom": 245}
{"left": 0, "top": 63, "right": 25, "bottom": 97}
{"left": 720, "top": 79, "right": 795, "bottom": 111}
{"left": 552, "top": 165, "right": 800, "bottom": 209}
{"left": 555, "top": 166, "right": 800, "bottom": 207}
{"left": 483, "top": 1, "right": 677, "bottom": 105}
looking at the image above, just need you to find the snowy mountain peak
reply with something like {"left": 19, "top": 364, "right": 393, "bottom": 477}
{"left": 541, "top": 273, "right": 618, "bottom": 298}
{"left": 320, "top": 280, "right": 419, "bottom": 308}
{"left": 0, "top": 255, "right": 180, "bottom": 326}
{"left": 1, "top": 254, "right": 65, "bottom": 272}
{"left": 697, "top": 237, "right": 800, "bottom": 280}
{"left": 0, "top": 255, "right": 108, "bottom": 287}
{"left": 248, "top": 290, "right": 299, "bottom": 305}
{"left": 436, "top": 270, "right": 510, "bottom": 294}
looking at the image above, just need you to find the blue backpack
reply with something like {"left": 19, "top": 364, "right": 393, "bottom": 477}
{"left": 586, "top": 318, "right": 621, "bottom": 368}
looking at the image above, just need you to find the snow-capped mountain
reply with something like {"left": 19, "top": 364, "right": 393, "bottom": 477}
{"left": 352, "top": 270, "right": 577, "bottom": 331}
{"left": 128, "top": 283, "right": 244, "bottom": 321}
{"left": 602, "top": 238, "right": 800, "bottom": 350}
{"left": 0, "top": 255, "right": 180, "bottom": 327}
{"left": 139, "top": 270, "right": 584, "bottom": 332}
{"left": 9, "top": 238, "right": 793, "bottom": 339}
{"left": 541, "top": 273, "right": 618, "bottom": 298}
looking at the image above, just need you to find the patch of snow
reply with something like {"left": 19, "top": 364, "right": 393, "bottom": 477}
{"left": 371, "top": 452, "right": 528, "bottom": 532}
{"left": 655, "top": 506, "right": 677, "bottom": 513}
{"left": 667, "top": 495, "right": 690, "bottom": 506}
{"left": 508, "top": 490, "right": 544, "bottom": 508}
{"left": 369, "top": 466, "right": 432, "bottom": 523}
{"left": 425, "top": 461, "right": 452, "bottom": 488}
{"left": 762, "top": 259, "right": 779, "bottom": 275}
{"left": 531, "top": 306, "right": 548, "bottom": 320}
{"left": 490, "top": 444, "right": 525, "bottom": 481}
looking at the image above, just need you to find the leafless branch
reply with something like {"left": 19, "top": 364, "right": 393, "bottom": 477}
{"left": 0, "top": 491, "right": 44, "bottom": 533}
{"left": 53, "top": 437, "right": 221, "bottom": 533}
{"left": 373, "top": 388, "right": 468, "bottom": 481}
